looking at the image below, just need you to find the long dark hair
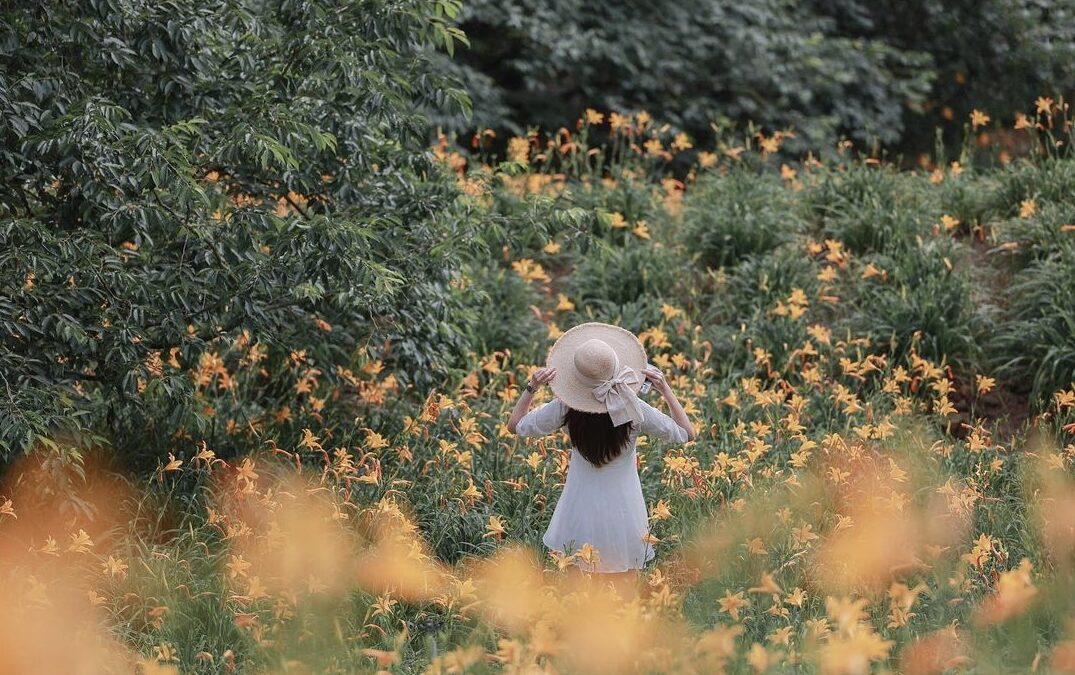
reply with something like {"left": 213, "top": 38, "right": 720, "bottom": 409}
{"left": 564, "top": 407, "right": 632, "bottom": 467}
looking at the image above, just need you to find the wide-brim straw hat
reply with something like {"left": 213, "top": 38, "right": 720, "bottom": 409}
{"left": 547, "top": 322, "right": 648, "bottom": 420}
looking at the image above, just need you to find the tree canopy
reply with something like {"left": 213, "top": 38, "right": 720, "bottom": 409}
{"left": 441, "top": 0, "right": 1075, "bottom": 154}
{"left": 0, "top": 0, "right": 476, "bottom": 460}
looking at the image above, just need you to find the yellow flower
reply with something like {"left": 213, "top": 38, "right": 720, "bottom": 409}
{"left": 785, "top": 587, "right": 807, "bottom": 607}
{"left": 608, "top": 211, "right": 628, "bottom": 228}
{"left": 672, "top": 132, "right": 692, "bottom": 150}
{"left": 650, "top": 499, "right": 673, "bottom": 521}
{"left": 576, "top": 542, "right": 600, "bottom": 566}
{"left": 940, "top": 214, "right": 961, "bottom": 232}
{"left": 644, "top": 137, "right": 664, "bottom": 156}
{"left": 976, "top": 374, "right": 996, "bottom": 396}
{"left": 1055, "top": 389, "right": 1075, "bottom": 410}
{"left": 507, "top": 136, "right": 530, "bottom": 164}
{"left": 719, "top": 590, "right": 749, "bottom": 620}
{"left": 633, "top": 220, "right": 651, "bottom": 239}
{"left": 768, "top": 626, "right": 794, "bottom": 646}
{"left": 1019, "top": 198, "right": 1036, "bottom": 219}
{"left": 748, "top": 571, "right": 783, "bottom": 595}
{"left": 543, "top": 240, "right": 561, "bottom": 254}
{"left": 483, "top": 515, "right": 507, "bottom": 539}
{"left": 511, "top": 258, "right": 551, "bottom": 283}
{"left": 609, "top": 112, "right": 631, "bottom": 132}
{"left": 698, "top": 151, "right": 718, "bottom": 167}
{"left": 747, "top": 642, "right": 771, "bottom": 672}
{"left": 226, "top": 554, "right": 251, "bottom": 579}
{"left": 102, "top": 555, "right": 128, "bottom": 579}
{"left": 744, "top": 537, "right": 768, "bottom": 555}
{"left": 68, "top": 529, "right": 94, "bottom": 554}
{"left": 975, "top": 558, "right": 1037, "bottom": 623}
{"left": 1014, "top": 112, "right": 1032, "bottom": 130}
{"left": 1036, "top": 96, "right": 1054, "bottom": 115}
{"left": 554, "top": 293, "right": 575, "bottom": 312}
{"left": 970, "top": 109, "right": 991, "bottom": 129}
{"left": 162, "top": 453, "right": 183, "bottom": 472}
{"left": 584, "top": 108, "right": 604, "bottom": 125}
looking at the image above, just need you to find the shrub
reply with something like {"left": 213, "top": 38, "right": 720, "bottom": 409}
{"left": 848, "top": 239, "right": 981, "bottom": 370}
{"left": 567, "top": 238, "right": 686, "bottom": 314}
{"left": 802, "top": 162, "right": 937, "bottom": 254}
{"left": 992, "top": 248, "right": 1075, "bottom": 403}
{"left": 0, "top": 0, "right": 475, "bottom": 460}
{"left": 992, "top": 159, "right": 1075, "bottom": 217}
{"left": 462, "top": 263, "right": 547, "bottom": 363}
{"left": 681, "top": 169, "right": 803, "bottom": 270}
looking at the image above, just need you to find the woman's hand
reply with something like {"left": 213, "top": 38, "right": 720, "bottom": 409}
{"left": 507, "top": 366, "right": 555, "bottom": 434}
{"left": 642, "top": 364, "right": 670, "bottom": 395}
{"left": 527, "top": 366, "right": 556, "bottom": 391}
{"left": 643, "top": 364, "right": 695, "bottom": 441}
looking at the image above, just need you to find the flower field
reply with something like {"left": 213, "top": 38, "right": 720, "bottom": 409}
{"left": 4, "top": 95, "right": 1075, "bottom": 675}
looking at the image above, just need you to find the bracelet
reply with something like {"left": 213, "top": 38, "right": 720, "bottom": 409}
{"left": 525, "top": 382, "right": 536, "bottom": 393}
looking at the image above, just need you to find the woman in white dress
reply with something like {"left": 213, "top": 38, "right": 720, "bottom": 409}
{"left": 506, "top": 322, "right": 694, "bottom": 587}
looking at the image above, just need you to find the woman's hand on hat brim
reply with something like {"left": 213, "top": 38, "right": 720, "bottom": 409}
{"left": 530, "top": 367, "right": 556, "bottom": 389}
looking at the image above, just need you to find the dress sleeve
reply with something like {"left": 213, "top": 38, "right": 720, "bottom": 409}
{"left": 637, "top": 398, "right": 689, "bottom": 444}
{"left": 515, "top": 398, "right": 568, "bottom": 438}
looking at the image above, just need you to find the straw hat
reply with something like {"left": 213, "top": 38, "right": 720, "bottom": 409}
{"left": 547, "top": 322, "right": 648, "bottom": 426}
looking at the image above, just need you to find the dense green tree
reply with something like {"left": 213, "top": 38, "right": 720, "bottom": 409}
{"left": 0, "top": 0, "right": 477, "bottom": 461}
{"left": 441, "top": 0, "right": 936, "bottom": 150}
{"left": 440, "top": 0, "right": 1075, "bottom": 154}
{"left": 814, "top": 0, "right": 1075, "bottom": 154}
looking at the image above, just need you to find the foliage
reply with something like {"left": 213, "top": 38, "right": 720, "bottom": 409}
{"left": 850, "top": 0, "right": 1075, "bottom": 155}
{"left": 682, "top": 168, "right": 804, "bottom": 269}
{"left": 442, "top": 0, "right": 1075, "bottom": 155}
{"left": 446, "top": 0, "right": 936, "bottom": 151}
{"left": 3, "top": 7, "right": 1075, "bottom": 665}
{"left": 0, "top": 0, "right": 476, "bottom": 460}
{"left": 992, "top": 237, "right": 1075, "bottom": 403}
{"left": 801, "top": 161, "right": 937, "bottom": 254}
{"left": 850, "top": 239, "right": 982, "bottom": 370}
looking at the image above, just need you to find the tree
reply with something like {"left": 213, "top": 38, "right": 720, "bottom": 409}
{"left": 440, "top": 0, "right": 935, "bottom": 150}
{"left": 0, "top": 0, "right": 476, "bottom": 462}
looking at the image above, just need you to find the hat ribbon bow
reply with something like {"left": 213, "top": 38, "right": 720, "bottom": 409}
{"left": 592, "top": 365, "right": 644, "bottom": 427}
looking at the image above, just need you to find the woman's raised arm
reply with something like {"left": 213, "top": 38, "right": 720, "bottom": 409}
{"left": 642, "top": 365, "right": 695, "bottom": 441}
{"left": 506, "top": 366, "right": 557, "bottom": 434}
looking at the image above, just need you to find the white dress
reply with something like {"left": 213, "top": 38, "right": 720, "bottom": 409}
{"left": 516, "top": 396, "right": 689, "bottom": 572}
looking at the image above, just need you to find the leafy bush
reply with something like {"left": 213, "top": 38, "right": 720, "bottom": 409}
{"left": 462, "top": 263, "right": 547, "bottom": 362}
{"left": 565, "top": 239, "right": 686, "bottom": 329}
{"left": 992, "top": 158, "right": 1075, "bottom": 218}
{"left": 849, "top": 239, "right": 981, "bottom": 369}
{"left": 681, "top": 169, "right": 803, "bottom": 270}
{"left": 992, "top": 248, "right": 1075, "bottom": 402}
{"left": 0, "top": 0, "right": 475, "bottom": 460}
{"left": 802, "top": 162, "right": 937, "bottom": 254}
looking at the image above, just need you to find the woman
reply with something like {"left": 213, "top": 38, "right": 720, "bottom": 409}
{"left": 506, "top": 322, "right": 694, "bottom": 591}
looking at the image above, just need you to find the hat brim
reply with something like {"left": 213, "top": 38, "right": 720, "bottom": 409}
{"left": 546, "top": 322, "right": 648, "bottom": 413}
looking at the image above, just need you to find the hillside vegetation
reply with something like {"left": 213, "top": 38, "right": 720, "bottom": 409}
{"left": 2, "top": 1, "right": 1075, "bottom": 673}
